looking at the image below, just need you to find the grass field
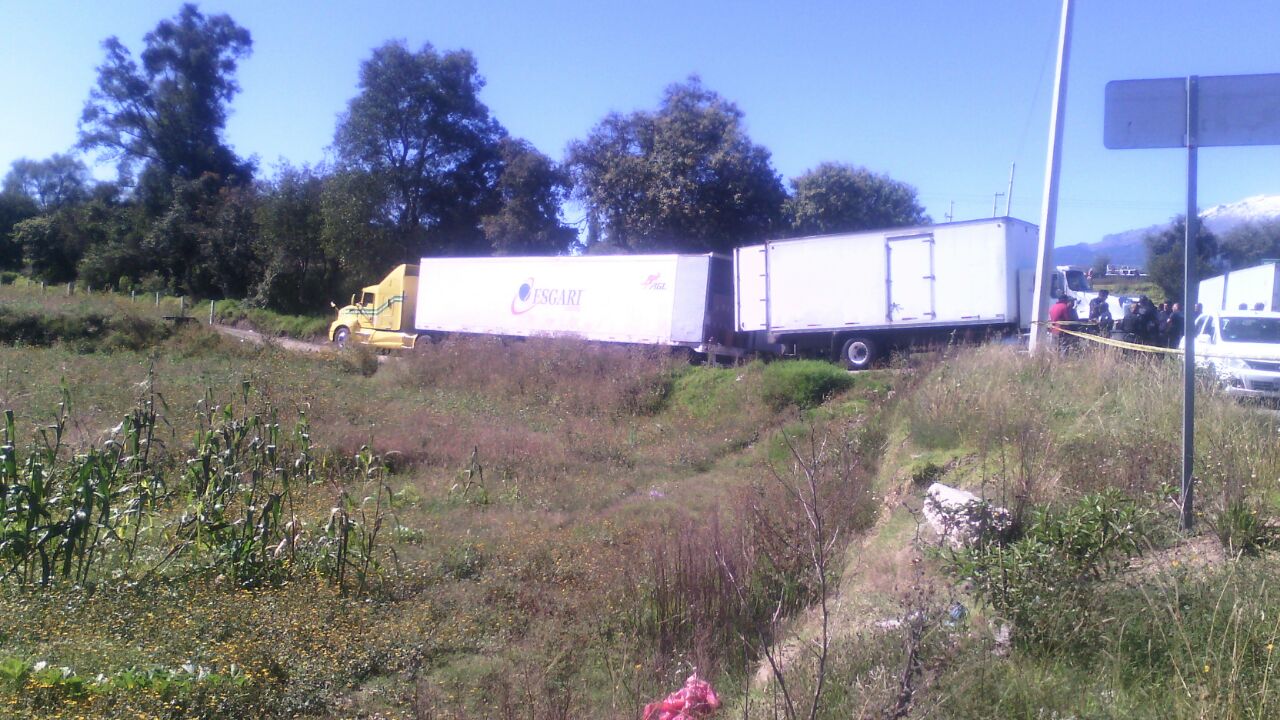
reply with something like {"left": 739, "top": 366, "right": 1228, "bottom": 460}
{"left": 3, "top": 285, "right": 1280, "bottom": 719}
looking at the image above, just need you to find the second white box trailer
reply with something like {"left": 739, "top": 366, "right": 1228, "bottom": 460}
{"left": 412, "top": 253, "right": 740, "bottom": 358}
{"left": 733, "top": 217, "right": 1039, "bottom": 369}
{"left": 1199, "top": 262, "right": 1280, "bottom": 312}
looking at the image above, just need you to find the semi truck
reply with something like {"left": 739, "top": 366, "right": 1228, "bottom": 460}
{"left": 330, "top": 217, "right": 1097, "bottom": 369}
{"left": 732, "top": 217, "right": 1041, "bottom": 369}
{"left": 328, "top": 253, "right": 742, "bottom": 360}
{"left": 1199, "top": 261, "right": 1280, "bottom": 312}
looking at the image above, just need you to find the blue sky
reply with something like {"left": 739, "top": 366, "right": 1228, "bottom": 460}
{"left": 3, "top": 0, "right": 1279, "bottom": 246}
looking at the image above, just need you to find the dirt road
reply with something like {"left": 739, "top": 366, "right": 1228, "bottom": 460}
{"left": 211, "top": 325, "right": 333, "bottom": 354}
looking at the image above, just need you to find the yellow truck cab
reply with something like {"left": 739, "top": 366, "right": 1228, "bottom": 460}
{"left": 328, "top": 264, "right": 427, "bottom": 350}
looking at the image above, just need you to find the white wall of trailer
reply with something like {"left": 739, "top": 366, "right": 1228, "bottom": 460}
{"left": 1232, "top": 264, "right": 1278, "bottom": 310}
{"left": 735, "top": 218, "right": 1038, "bottom": 335}
{"left": 1201, "top": 262, "right": 1280, "bottom": 311}
{"left": 414, "top": 254, "right": 718, "bottom": 347}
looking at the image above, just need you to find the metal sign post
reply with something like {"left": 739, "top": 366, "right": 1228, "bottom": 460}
{"left": 1105, "top": 72, "right": 1280, "bottom": 531}
{"left": 1181, "top": 77, "right": 1198, "bottom": 532}
{"left": 1029, "top": 0, "right": 1074, "bottom": 355}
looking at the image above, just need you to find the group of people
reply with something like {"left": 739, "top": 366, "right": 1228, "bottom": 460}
{"left": 1048, "top": 289, "right": 1188, "bottom": 351}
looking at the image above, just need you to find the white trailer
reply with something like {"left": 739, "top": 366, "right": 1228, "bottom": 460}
{"left": 734, "top": 218, "right": 1039, "bottom": 369}
{"left": 414, "top": 253, "right": 739, "bottom": 357}
{"left": 1199, "top": 262, "right": 1280, "bottom": 312}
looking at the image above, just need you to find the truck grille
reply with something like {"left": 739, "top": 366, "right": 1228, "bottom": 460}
{"left": 1246, "top": 359, "right": 1280, "bottom": 372}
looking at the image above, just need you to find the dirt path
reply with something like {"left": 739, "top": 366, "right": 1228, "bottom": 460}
{"left": 211, "top": 324, "right": 334, "bottom": 354}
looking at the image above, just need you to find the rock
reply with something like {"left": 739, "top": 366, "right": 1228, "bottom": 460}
{"left": 923, "top": 483, "right": 1011, "bottom": 548}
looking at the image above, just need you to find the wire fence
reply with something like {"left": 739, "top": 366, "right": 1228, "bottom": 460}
{"left": 0, "top": 275, "right": 219, "bottom": 325}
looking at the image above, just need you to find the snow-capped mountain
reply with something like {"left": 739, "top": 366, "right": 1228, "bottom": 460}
{"left": 1200, "top": 194, "right": 1280, "bottom": 234}
{"left": 1053, "top": 194, "right": 1280, "bottom": 267}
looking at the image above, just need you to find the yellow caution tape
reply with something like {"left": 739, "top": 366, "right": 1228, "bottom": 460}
{"left": 1052, "top": 324, "right": 1184, "bottom": 354}
{"left": 1036, "top": 321, "right": 1280, "bottom": 365}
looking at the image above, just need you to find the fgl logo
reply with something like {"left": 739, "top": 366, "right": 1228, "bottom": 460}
{"left": 511, "top": 278, "right": 584, "bottom": 314}
{"left": 641, "top": 273, "right": 666, "bottom": 290}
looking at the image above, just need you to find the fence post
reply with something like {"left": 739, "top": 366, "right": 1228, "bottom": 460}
{"left": 155, "top": 292, "right": 160, "bottom": 307}
{"left": 40, "top": 281, "right": 45, "bottom": 294}
{"left": 209, "top": 300, "right": 215, "bottom": 325}
{"left": 66, "top": 283, "right": 72, "bottom": 296}
{"left": 180, "top": 296, "right": 185, "bottom": 316}
{"left": 131, "top": 291, "right": 136, "bottom": 303}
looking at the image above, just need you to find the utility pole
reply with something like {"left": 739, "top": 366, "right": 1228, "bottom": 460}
{"left": 1006, "top": 162, "right": 1016, "bottom": 216}
{"left": 1029, "top": 0, "right": 1074, "bottom": 354}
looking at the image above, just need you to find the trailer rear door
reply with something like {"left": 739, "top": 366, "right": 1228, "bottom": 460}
{"left": 735, "top": 244, "right": 768, "bottom": 331}
{"left": 886, "top": 234, "right": 936, "bottom": 322}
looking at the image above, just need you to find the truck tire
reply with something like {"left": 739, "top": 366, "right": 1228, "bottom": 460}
{"left": 840, "top": 336, "right": 877, "bottom": 371}
{"left": 333, "top": 326, "right": 350, "bottom": 348}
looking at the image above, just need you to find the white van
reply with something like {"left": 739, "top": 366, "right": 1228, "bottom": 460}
{"left": 1183, "top": 311, "right": 1280, "bottom": 399}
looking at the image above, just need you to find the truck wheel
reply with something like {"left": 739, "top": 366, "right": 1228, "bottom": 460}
{"left": 333, "top": 326, "right": 350, "bottom": 348}
{"left": 413, "top": 334, "right": 434, "bottom": 352}
{"left": 840, "top": 337, "right": 877, "bottom": 371}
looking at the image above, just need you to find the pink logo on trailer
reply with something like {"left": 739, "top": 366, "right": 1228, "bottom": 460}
{"left": 510, "top": 278, "right": 584, "bottom": 315}
{"left": 641, "top": 273, "right": 667, "bottom": 290}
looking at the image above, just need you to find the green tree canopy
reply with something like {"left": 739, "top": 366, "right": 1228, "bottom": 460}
{"left": 2, "top": 154, "right": 91, "bottom": 211}
{"left": 1144, "top": 215, "right": 1219, "bottom": 303}
{"left": 0, "top": 193, "right": 39, "bottom": 270}
{"left": 1091, "top": 254, "right": 1111, "bottom": 278}
{"left": 785, "top": 162, "right": 928, "bottom": 236}
{"left": 1219, "top": 219, "right": 1280, "bottom": 270}
{"left": 566, "top": 77, "right": 786, "bottom": 253}
{"left": 252, "top": 164, "right": 342, "bottom": 312}
{"left": 333, "top": 41, "right": 506, "bottom": 257}
{"left": 78, "top": 3, "right": 253, "bottom": 209}
{"left": 482, "top": 138, "right": 576, "bottom": 255}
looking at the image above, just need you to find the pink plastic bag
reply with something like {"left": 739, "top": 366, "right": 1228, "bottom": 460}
{"left": 642, "top": 672, "right": 722, "bottom": 720}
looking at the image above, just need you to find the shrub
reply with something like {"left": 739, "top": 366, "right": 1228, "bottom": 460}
{"left": 338, "top": 345, "right": 380, "bottom": 377}
{"left": 212, "top": 299, "right": 331, "bottom": 339}
{"left": 0, "top": 306, "right": 170, "bottom": 351}
{"left": 759, "top": 360, "right": 854, "bottom": 411}
{"left": 941, "top": 490, "right": 1155, "bottom": 650}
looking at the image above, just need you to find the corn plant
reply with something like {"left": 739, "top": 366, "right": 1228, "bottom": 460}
{"left": 0, "top": 382, "right": 169, "bottom": 586}
{"left": 177, "top": 382, "right": 313, "bottom": 587}
{"left": 317, "top": 446, "right": 394, "bottom": 596}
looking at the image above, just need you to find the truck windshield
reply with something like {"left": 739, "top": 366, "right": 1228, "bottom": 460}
{"left": 1065, "top": 270, "right": 1092, "bottom": 292}
{"left": 1220, "top": 317, "right": 1280, "bottom": 344}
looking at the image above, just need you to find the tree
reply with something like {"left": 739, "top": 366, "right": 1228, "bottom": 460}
{"left": 0, "top": 192, "right": 39, "bottom": 270}
{"left": 482, "top": 138, "right": 576, "bottom": 255}
{"left": 1091, "top": 254, "right": 1111, "bottom": 279}
{"left": 14, "top": 215, "right": 83, "bottom": 282}
{"left": 143, "top": 175, "right": 259, "bottom": 297}
{"left": 566, "top": 77, "right": 786, "bottom": 253}
{"left": 319, "top": 168, "right": 398, "bottom": 285}
{"left": 1219, "top": 219, "right": 1280, "bottom": 270}
{"left": 785, "top": 162, "right": 928, "bottom": 236}
{"left": 2, "top": 155, "right": 91, "bottom": 211}
{"left": 1144, "top": 216, "right": 1219, "bottom": 303}
{"left": 252, "top": 164, "right": 342, "bottom": 312}
{"left": 333, "top": 41, "right": 506, "bottom": 258}
{"left": 78, "top": 3, "right": 253, "bottom": 209}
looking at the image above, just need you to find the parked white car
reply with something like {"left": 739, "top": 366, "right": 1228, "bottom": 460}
{"left": 1183, "top": 311, "right": 1280, "bottom": 399}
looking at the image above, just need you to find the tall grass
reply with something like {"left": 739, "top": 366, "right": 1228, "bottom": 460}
{"left": 0, "top": 379, "right": 394, "bottom": 591}
{"left": 776, "top": 342, "right": 1280, "bottom": 720}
